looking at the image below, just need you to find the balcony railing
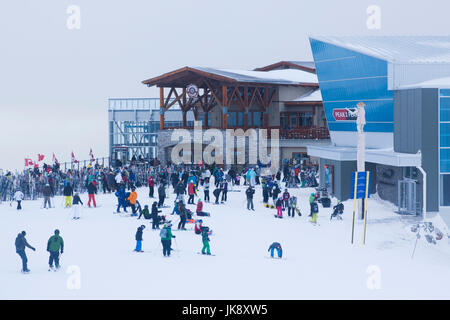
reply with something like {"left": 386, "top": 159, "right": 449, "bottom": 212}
{"left": 280, "top": 127, "right": 330, "bottom": 140}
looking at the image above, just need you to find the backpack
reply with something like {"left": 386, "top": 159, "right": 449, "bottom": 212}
{"left": 160, "top": 228, "right": 168, "bottom": 239}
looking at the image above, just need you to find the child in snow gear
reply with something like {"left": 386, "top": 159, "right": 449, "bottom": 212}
{"left": 135, "top": 225, "right": 145, "bottom": 252}
{"left": 268, "top": 242, "right": 282, "bottom": 258}
{"left": 331, "top": 201, "right": 344, "bottom": 220}
{"left": 160, "top": 223, "right": 175, "bottom": 257}
{"left": 194, "top": 220, "right": 204, "bottom": 234}
{"left": 47, "top": 229, "right": 64, "bottom": 270}
{"left": 196, "top": 198, "right": 210, "bottom": 216}
{"left": 148, "top": 176, "right": 155, "bottom": 198}
{"left": 72, "top": 193, "right": 83, "bottom": 219}
{"left": 115, "top": 185, "right": 127, "bottom": 213}
{"left": 310, "top": 199, "right": 319, "bottom": 224}
{"left": 204, "top": 178, "right": 210, "bottom": 202}
{"left": 275, "top": 197, "right": 283, "bottom": 218}
{"left": 13, "top": 189, "right": 24, "bottom": 210}
{"left": 246, "top": 186, "right": 255, "bottom": 210}
{"left": 201, "top": 226, "right": 211, "bottom": 255}
{"left": 15, "top": 231, "right": 35, "bottom": 273}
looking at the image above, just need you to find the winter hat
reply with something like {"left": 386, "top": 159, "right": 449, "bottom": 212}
{"left": 21, "top": 231, "right": 26, "bottom": 236}
{"left": 144, "top": 205, "right": 148, "bottom": 208}
{"left": 198, "top": 198, "right": 202, "bottom": 202}
{"left": 54, "top": 229, "right": 60, "bottom": 235}
{"left": 140, "top": 225, "right": 146, "bottom": 229}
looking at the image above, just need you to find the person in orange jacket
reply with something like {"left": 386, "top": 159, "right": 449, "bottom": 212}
{"left": 127, "top": 187, "right": 138, "bottom": 215}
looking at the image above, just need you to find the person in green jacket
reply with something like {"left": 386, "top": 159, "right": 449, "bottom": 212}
{"left": 160, "top": 223, "right": 175, "bottom": 257}
{"left": 47, "top": 229, "right": 64, "bottom": 270}
{"left": 201, "top": 227, "right": 211, "bottom": 255}
{"left": 138, "top": 204, "right": 151, "bottom": 220}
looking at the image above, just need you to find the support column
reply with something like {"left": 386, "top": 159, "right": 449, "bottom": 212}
{"left": 244, "top": 107, "right": 249, "bottom": 129}
{"left": 204, "top": 112, "right": 209, "bottom": 129}
{"left": 159, "top": 87, "right": 165, "bottom": 130}
{"left": 222, "top": 85, "right": 228, "bottom": 129}
{"left": 264, "top": 107, "right": 269, "bottom": 128}
{"left": 182, "top": 110, "right": 187, "bottom": 128}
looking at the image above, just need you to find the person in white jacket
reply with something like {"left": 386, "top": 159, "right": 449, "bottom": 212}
{"left": 13, "top": 190, "right": 24, "bottom": 210}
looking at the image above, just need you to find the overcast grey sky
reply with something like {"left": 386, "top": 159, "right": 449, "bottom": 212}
{"left": 1, "top": 0, "right": 449, "bottom": 171}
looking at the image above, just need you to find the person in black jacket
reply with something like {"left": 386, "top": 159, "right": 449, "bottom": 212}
{"left": 15, "top": 231, "right": 36, "bottom": 273}
{"left": 177, "top": 202, "right": 187, "bottom": 230}
{"left": 72, "top": 193, "right": 83, "bottom": 220}
{"left": 158, "top": 184, "right": 166, "bottom": 208}
{"left": 87, "top": 181, "right": 97, "bottom": 208}
{"left": 213, "top": 187, "right": 221, "bottom": 204}
{"left": 151, "top": 201, "right": 162, "bottom": 229}
{"left": 134, "top": 225, "right": 145, "bottom": 252}
{"left": 246, "top": 186, "right": 255, "bottom": 211}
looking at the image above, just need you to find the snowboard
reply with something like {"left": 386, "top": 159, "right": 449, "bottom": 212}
{"left": 197, "top": 252, "right": 215, "bottom": 256}
{"left": 274, "top": 215, "right": 283, "bottom": 219}
{"left": 265, "top": 256, "right": 287, "bottom": 260}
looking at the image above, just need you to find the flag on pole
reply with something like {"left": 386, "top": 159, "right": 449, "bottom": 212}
{"left": 25, "top": 158, "right": 33, "bottom": 167}
{"left": 52, "top": 153, "right": 60, "bottom": 165}
{"left": 71, "top": 151, "right": 78, "bottom": 163}
{"left": 37, "top": 154, "right": 45, "bottom": 162}
{"left": 89, "top": 148, "right": 95, "bottom": 162}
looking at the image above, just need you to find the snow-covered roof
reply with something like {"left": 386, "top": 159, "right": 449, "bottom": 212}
{"left": 292, "top": 89, "right": 322, "bottom": 102}
{"left": 195, "top": 67, "right": 318, "bottom": 85}
{"left": 398, "top": 76, "right": 450, "bottom": 89}
{"left": 310, "top": 36, "right": 450, "bottom": 64}
{"left": 254, "top": 61, "right": 316, "bottom": 72}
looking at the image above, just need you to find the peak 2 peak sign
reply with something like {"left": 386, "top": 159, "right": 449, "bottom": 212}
{"left": 333, "top": 108, "right": 358, "bottom": 121}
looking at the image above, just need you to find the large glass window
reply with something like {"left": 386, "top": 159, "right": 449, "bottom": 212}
{"left": 440, "top": 174, "right": 450, "bottom": 206}
{"left": 253, "top": 112, "right": 262, "bottom": 127}
{"left": 299, "top": 112, "right": 313, "bottom": 127}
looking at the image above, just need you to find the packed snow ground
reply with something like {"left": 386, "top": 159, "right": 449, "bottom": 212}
{"left": 1, "top": 182, "right": 450, "bottom": 300}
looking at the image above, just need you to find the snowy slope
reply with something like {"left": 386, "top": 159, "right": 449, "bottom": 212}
{"left": 1, "top": 182, "right": 449, "bottom": 300}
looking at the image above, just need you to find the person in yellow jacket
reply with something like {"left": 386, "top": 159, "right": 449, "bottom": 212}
{"left": 310, "top": 199, "right": 319, "bottom": 225}
{"left": 127, "top": 188, "right": 138, "bottom": 215}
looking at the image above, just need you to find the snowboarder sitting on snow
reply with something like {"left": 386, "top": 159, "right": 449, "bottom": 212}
{"left": 196, "top": 198, "right": 210, "bottom": 216}
{"left": 15, "top": 231, "right": 36, "bottom": 273}
{"left": 134, "top": 225, "right": 145, "bottom": 252}
{"left": 160, "top": 223, "right": 175, "bottom": 257}
{"left": 47, "top": 229, "right": 64, "bottom": 271}
{"left": 138, "top": 204, "right": 151, "bottom": 220}
{"left": 330, "top": 200, "right": 344, "bottom": 220}
{"left": 268, "top": 242, "right": 282, "bottom": 258}
{"left": 201, "top": 226, "right": 211, "bottom": 255}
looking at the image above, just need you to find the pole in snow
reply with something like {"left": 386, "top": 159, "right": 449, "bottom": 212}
{"left": 356, "top": 102, "right": 366, "bottom": 220}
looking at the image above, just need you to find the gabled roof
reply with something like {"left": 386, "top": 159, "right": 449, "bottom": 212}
{"left": 310, "top": 36, "right": 450, "bottom": 64}
{"left": 142, "top": 66, "right": 318, "bottom": 87}
{"left": 284, "top": 89, "right": 323, "bottom": 106}
{"left": 254, "top": 61, "right": 316, "bottom": 73}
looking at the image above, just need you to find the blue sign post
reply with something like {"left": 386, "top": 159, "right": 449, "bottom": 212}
{"left": 350, "top": 171, "right": 371, "bottom": 244}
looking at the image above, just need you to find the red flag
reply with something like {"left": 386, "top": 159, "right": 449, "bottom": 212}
{"left": 71, "top": 151, "right": 78, "bottom": 163}
{"left": 25, "top": 158, "right": 33, "bottom": 167}
{"left": 52, "top": 153, "right": 60, "bottom": 165}
{"left": 38, "top": 154, "right": 45, "bottom": 162}
{"left": 89, "top": 148, "right": 95, "bottom": 161}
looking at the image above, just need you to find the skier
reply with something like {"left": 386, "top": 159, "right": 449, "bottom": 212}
{"left": 47, "top": 229, "right": 64, "bottom": 271}
{"left": 72, "top": 192, "right": 83, "bottom": 220}
{"left": 282, "top": 189, "right": 290, "bottom": 209}
{"left": 151, "top": 201, "right": 162, "bottom": 229}
{"left": 87, "top": 181, "right": 97, "bottom": 208}
{"left": 204, "top": 178, "right": 210, "bottom": 202}
{"left": 268, "top": 242, "right": 282, "bottom": 258}
{"left": 127, "top": 187, "right": 138, "bottom": 215}
{"left": 288, "top": 195, "right": 297, "bottom": 218}
{"left": 134, "top": 225, "right": 145, "bottom": 252}
{"left": 178, "top": 202, "right": 187, "bottom": 230}
{"left": 213, "top": 185, "right": 221, "bottom": 204}
{"left": 158, "top": 184, "right": 166, "bottom": 208}
{"left": 220, "top": 179, "right": 228, "bottom": 203}
{"left": 187, "top": 181, "right": 195, "bottom": 204}
{"left": 148, "top": 175, "right": 155, "bottom": 198}
{"left": 310, "top": 198, "right": 319, "bottom": 224}
{"left": 160, "top": 223, "right": 176, "bottom": 257}
{"left": 246, "top": 186, "right": 255, "bottom": 211}
{"left": 275, "top": 197, "right": 283, "bottom": 218}
{"left": 201, "top": 226, "right": 211, "bottom": 255}
{"left": 63, "top": 183, "right": 73, "bottom": 208}
{"left": 43, "top": 183, "right": 52, "bottom": 209}
{"left": 308, "top": 193, "right": 316, "bottom": 217}
{"left": 13, "top": 189, "right": 24, "bottom": 210}
{"left": 15, "top": 231, "right": 36, "bottom": 273}
{"left": 331, "top": 200, "right": 344, "bottom": 220}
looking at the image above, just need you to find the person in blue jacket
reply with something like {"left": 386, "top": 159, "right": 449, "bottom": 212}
{"left": 268, "top": 242, "right": 282, "bottom": 258}
{"left": 115, "top": 184, "right": 127, "bottom": 213}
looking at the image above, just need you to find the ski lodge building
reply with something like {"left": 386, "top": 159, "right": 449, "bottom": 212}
{"left": 140, "top": 61, "right": 330, "bottom": 166}
{"left": 307, "top": 36, "right": 450, "bottom": 215}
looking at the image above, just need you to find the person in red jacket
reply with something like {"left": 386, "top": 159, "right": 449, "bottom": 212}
{"left": 187, "top": 182, "right": 195, "bottom": 204}
{"left": 148, "top": 176, "right": 155, "bottom": 198}
{"left": 196, "top": 199, "right": 209, "bottom": 216}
